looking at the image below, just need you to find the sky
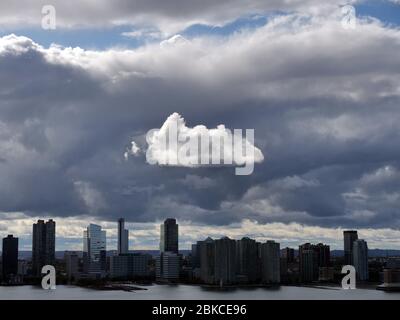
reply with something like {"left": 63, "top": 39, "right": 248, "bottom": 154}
{"left": 0, "top": 0, "right": 400, "bottom": 251}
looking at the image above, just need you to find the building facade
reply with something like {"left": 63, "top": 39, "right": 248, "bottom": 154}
{"left": 110, "top": 254, "right": 151, "bottom": 279}
{"left": 64, "top": 251, "right": 80, "bottom": 281}
{"left": 156, "top": 252, "right": 180, "bottom": 281}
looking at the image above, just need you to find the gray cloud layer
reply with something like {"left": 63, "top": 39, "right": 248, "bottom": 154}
{"left": 0, "top": 11, "right": 400, "bottom": 230}
{"left": 0, "top": 0, "right": 349, "bottom": 32}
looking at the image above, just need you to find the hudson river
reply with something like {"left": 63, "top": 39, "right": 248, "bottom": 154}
{"left": 0, "top": 284, "right": 399, "bottom": 300}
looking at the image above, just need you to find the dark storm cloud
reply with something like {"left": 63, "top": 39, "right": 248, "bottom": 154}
{"left": 0, "top": 12, "right": 400, "bottom": 229}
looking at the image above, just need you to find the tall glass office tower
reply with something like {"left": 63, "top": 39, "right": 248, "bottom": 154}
{"left": 83, "top": 224, "right": 106, "bottom": 274}
{"left": 160, "top": 218, "right": 178, "bottom": 254}
{"left": 344, "top": 230, "right": 358, "bottom": 265}
{"left": 118, "top": 218, "right": 129, "bottom": 255}
{"left": 353, "top": 239, "right": 369, "bottom": 281}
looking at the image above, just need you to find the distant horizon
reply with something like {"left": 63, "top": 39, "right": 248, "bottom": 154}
{"left": 2, "top": 216, "right": 400, "bottom": 251}
{"left": 2, "top": 248, "right": 400, "bottom": 262}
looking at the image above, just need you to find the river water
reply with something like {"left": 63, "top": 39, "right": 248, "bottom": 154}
{"left": 0, "top": 284, "right": 399, "bottom": 300}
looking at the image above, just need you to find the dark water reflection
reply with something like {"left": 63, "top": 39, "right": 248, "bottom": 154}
{"left": 0, "top": 284, "right": 399, "bottom": 300}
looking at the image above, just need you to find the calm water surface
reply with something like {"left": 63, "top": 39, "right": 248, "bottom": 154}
{"left": 0, "top": 284, "right": 399, "bottom": 300}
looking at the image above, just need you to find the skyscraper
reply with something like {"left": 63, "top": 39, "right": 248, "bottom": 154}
{"left": 237, "top": 237, "right": 259, "bottom": 283}
{"left": 214, "top": 237, "right": 237, "bottom": 285}
{"left": 118, "top": 218, "right": 129, "bottom": 255}
{"left": 298, "top": 242, "right": 330, "bottom": 282}
{"left": 83, "top": 224, "right": 106, "bottom": 275}
{"left": 261, "top": 240, "right": 280, "bottom": 284}
{"left": 198, "top": 237, "right": 215, "bottom": 284}
{"left": 314, "top": 243, "right": 331, "bottom": 267}
{"left": 353, "top": 239, "right": 369, "bottom": 281}
{"left": 32, "top": 219, "right": 55, "bottom": 276}
{"left": 282, "top": 247, "right": 295, "bottom": 263}
{"left": 299, "top": 245, "right": 315, "bottom": 283}
{"left": 344, "top": 230, "right": 358, "bottom": 265}
{"left": 2, "top": 235, "right": 18, "bottom": 281}
{"left": 160, "top": 218, "right": 178, "bottom": 254}
{"left": 191, "top": 243, "right": 200, "bottom": 269}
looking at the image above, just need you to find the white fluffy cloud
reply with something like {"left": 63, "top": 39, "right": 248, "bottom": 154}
{"left": 144, "top": 112, "right": 264, "bottom": 170}
{"left": 160, "top": 34, "right": 189, "bottom": 48}
{"left": 124, "top": 141, "right": 141, "bottom": 160}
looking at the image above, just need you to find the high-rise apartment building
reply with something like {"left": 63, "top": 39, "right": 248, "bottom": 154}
{"left": 282, "top": 247, "right": 295, "bottom": 263}
{"left": 314, "top": 243, "right": 331, "bottom": 267}
{"left": 32, "top": 219, "right": 55, "bottom": 276}
{"left": 198, "top": 237, "right": 215, "bottom": 284}
{"left": 2, "top": 235, "right": 18, "bottom": 281}
{"left": 214, "top": 237, "right": 237, "bottom": 285}
{"left": 261, "top": 240, "right": 280, "bottom": 284}
{"left": 236, "top": 237, "right": 259, "bottom": 283}
{"left": 299, "top": 242, "right": 330, "bottom": 282}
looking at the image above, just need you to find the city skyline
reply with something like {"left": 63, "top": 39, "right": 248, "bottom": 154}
{"left": 0, "top": 217, "right": 378, "bottom": 287}
{"left": 0, "top": 217, "right": 397, "bottom": 254}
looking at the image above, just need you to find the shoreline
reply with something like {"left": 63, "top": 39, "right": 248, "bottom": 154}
{"left": 0, "top": 282, "right": 385, "bottom": 292}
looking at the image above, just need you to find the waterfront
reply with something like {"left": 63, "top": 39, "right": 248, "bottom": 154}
{"left": 0, "top": 284, "right": 399, "bottom": 300}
